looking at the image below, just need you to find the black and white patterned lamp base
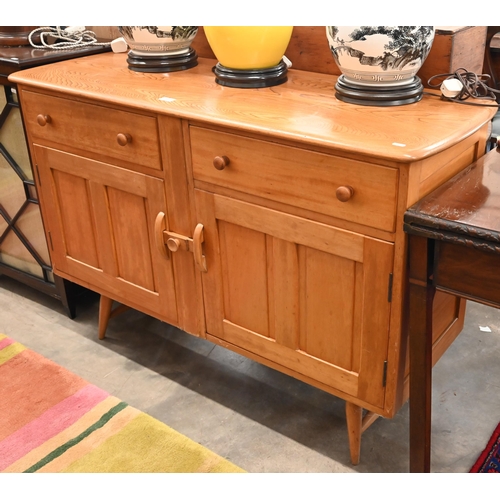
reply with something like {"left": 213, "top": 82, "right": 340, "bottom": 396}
{"left": 127, "top": 48, "right": 198, "bottom": 73}
{"left": 335, "top": 75, "right": 424, "bottom": 106}
{"left": 213, "top": 60, "right": 288, "bottom": 88}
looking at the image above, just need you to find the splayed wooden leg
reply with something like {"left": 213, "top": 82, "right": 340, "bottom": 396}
{"left": 345, "top": 401, "right": 380, "bottom": 465}
{"left": 98, "top": 295, "right": 113, "bottom": 340}
{"left": 98, "top": 295, "right": 131, "bottom": 340}
{"left": 346, "top": 402, "right": 363, "bottom": 465}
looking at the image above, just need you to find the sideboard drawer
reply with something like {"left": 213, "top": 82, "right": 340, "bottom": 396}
{"left": 190, "top": 126, "right": 399, "bottom": 232}
{"left": 20, "top": 90, "right": 162, "bottom": 171}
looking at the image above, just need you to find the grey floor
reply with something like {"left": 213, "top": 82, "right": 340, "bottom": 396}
{"left": 1, "top": 274, "right": 499, "bottom": 473}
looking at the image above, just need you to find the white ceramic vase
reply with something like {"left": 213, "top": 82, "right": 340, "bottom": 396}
{"left": 326, "top": 26, "right": 435, "bottom": 87}
{"left": 118, "top": 26, "right": 198, "bottom": 57}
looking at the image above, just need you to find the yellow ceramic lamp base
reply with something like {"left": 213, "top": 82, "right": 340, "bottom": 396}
{"left": 204, "top": 26, "right": 293, "bottom": 70}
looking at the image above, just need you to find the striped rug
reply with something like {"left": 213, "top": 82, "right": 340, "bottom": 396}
{"left": 0, "top": 333, "right": 244, "bottom": 473}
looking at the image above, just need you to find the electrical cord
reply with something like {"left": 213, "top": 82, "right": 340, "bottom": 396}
{"left": 29, "top": 26, "right": 111, "bottom": 50}
{"left": 425, "top": 68, "right": 500, "bottom": 107}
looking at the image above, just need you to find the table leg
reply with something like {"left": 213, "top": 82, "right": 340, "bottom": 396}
{"left": 408, "top": 235, "right": 435, "bottom": 472}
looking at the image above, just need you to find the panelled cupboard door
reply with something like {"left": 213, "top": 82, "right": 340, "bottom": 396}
{"left": 33, "top": 145, "right": 178, "bottom": 325}
{"left": 195, "top": 189, "right": 394, "bottom": 408}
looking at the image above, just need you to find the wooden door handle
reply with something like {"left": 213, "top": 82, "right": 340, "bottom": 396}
{"left": 117, "top": 133, "right": 132, "bottom": 146}
{"left": 193, "top": 223, "right": 207, "bottom": 272}
{"left": 336, "top": 185, "right": 354, "bottom": 202}
{"left": 213, "top": 155, "right": 230, "bottom": 170}
{"left": 154, "top": 212, "right": 169, "bottom": 259}
{"left": 36, "top": 114, "right": 51, "bottom": 126}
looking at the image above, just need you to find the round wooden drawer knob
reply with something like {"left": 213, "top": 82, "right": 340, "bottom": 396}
{"left": 116, "top": 133, "right": 132, "bottom": 146}
{"left": 336, "top": 185, "right": 354, "bottom": 202}
{"left": 167, "top": 238, "right": 180, "bottom": 252}
{"left": 213, "top": 155, "right": 230, "bottom": 170}
{"left": 36, "top": 114, "right": 51, "bottom": 126}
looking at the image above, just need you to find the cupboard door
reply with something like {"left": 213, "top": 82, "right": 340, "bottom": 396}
{"left": 195, "top": 190, "right": 394, "bottom": 408}
{"left": 34, "top": 146, "right": 178, "bottom": 324}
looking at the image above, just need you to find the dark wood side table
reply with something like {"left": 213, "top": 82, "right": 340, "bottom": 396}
{"left": 0, "top": 42, "right": 109, "bottom": 317}
{"left": 404, "top": 146, "right": 500, "bottom": 472}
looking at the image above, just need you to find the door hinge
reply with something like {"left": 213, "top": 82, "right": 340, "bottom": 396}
{"left": 382, "top": 360, "right": 388, "bottom": 387}
{"left": 387, "top": 273, "right": 393, "bottom": 302}
{"left": 47, "top": 231, "right": 54, "bottom": 251}
{"left": 35, "top": 164, "right": 41, "bottom": 186}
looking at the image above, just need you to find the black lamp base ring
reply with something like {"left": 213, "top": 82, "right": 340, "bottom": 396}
{"left": 213, "top": 60, "right": 288, "bottom": 88}
{"left": 335, "top": 75, "right": 424, "bottom": 106}
{"left": 127, "top": 48, "right": 198, "bottom": 73}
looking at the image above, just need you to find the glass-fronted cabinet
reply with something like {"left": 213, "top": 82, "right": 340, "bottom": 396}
{"left": 0, "top": 33, "right": 110, "bottom": 317}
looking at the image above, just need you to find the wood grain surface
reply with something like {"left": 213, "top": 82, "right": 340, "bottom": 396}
{"left": 10, "top": 52, "right": 496, "bottom": 163}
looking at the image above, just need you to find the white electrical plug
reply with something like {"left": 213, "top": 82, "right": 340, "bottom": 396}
{"left": 111, "top": 37, "right": 128, "bottom": 53}
{"left": 441, "top": 78, "right": 464, "bottom": 98}
{"left": 282, "top": 55, "right": 292, "bottom": 69}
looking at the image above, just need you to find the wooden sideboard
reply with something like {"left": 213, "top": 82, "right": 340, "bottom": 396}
{"left": 10, "top": 52, "right": 496, "bottom": 466}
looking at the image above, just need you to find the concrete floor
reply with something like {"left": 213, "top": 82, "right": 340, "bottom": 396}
{"left": 1, "top": 274, "right": 499, "bottom": 473}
